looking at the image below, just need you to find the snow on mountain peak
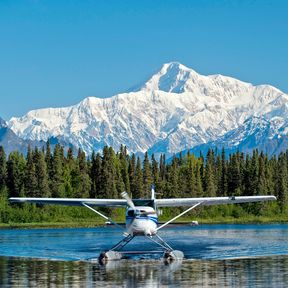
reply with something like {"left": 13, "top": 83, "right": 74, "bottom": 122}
{"left": 136, "top": 61, "right": 200, "bottom": 93}
{"left": 7, "top": 62, "right": 288, "bottom": 157}
{"left": 161, "top": 61, "right": 192, "bottom": 74}
{"left": 133, "top": 62, "right": 254, "bottom": 101}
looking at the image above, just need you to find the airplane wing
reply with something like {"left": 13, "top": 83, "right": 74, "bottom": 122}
{"left": 155, "top": 195, "right": 276, "bottom": 207}
{"left": 9, "top": 197, "right": 127, "bottom": 207}
{"left": 9, "top": 195, "right": 276, "bottom": 208}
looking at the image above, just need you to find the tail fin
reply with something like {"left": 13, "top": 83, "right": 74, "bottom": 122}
{"left": 151, "top": 184, "right": 155, "bottom": 200}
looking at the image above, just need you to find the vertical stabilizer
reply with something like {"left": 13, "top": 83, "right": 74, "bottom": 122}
{"left": 151, "top": 184, "right": 155, "bottom": 200}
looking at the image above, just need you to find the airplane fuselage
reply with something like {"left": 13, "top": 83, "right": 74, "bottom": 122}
{"left": 125, "top": 206, "right": 158, "bottom": 236}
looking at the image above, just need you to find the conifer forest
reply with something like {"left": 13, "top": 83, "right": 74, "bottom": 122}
{"left": 0, "top": 143, "right": 287, "bottom": 225}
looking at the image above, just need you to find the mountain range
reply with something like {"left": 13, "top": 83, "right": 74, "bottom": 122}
{"left": 3, "top": 62, "right": 288, "bottom": 157}
{"left": 0, "top": 117, "right": 73, "bottom": 156}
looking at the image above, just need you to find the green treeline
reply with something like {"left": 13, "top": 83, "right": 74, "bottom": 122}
{"left": 0, "top": 143, "right": 287, "bottom": 225}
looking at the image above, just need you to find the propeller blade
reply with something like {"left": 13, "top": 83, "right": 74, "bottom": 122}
{"left": 121, "top": 191, "right": 137, "bottom": 236}
{"left": 121, "top": 191, "right": 135, "bottom": 210}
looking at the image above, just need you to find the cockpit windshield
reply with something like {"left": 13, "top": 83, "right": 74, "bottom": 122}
{"left": 132, "top": 199, "right": 155, "bottom": 208}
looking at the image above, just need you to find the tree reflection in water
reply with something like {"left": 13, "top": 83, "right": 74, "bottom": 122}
{"left": 0, "top": 256, "right": 288, "bottom": 287}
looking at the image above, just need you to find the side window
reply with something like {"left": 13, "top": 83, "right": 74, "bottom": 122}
{"left": 127, "top": 210, "right": 134, "bottom": 217}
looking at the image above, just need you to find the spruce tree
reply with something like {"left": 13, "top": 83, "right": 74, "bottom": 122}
{"left": 45, "top": 141, "right": 53, "bottom": 179}
{"left": 134, "top": 156, "right": 143, "bottom": 198}
{"left": 203, "top": 149, "right": 217, "bottom": 197}
{"left": 186, "top": 154, "right": 197, "bottom": 197}
{"left": 119, "top": 146, "right": 130, "bottom": 193}
{"left": 90, "top": 152, "right": 102, "bottom": 198}
{"left": 194, "top": 160, "right": 204, "bottom": 197}
{"left": 128, "top": 154, "right": 136, "bottom": 198}
{"left": 250, "top": 150, "right": 259, "bottom": 196}
{"left": 276, "top": 153, "right": 288, "bottom": 212}
{"left": 33, "top": 148, "right": 50, "bottom": 197}
{"left": 114, "top": 153, "right": 125, "bottom": 194}
{"left": 72, "top": 149, "right": 91, "bottom": 198}
{"left": 258, "top": 152, "right": 268, "bottom": 195}
{"left": 67, "top": 147, "right": 74, "bottom": 162}
{"left": 7, "top": 151, "right": 26, "bottom": 197}
{"left": 142, "top": 152, "right": 152, "bottom": 198}
{"left": 0, "top": 146, "right": 7, "bottom": 192}
{"left": 99, "top": 146, "right": 117, "bottom": 199}
{"left": 25, "top": 146, "right": 37, "bottom": 197}
{"left": 166, "top": 156, "right": 179, "bottom": 198}
{"left": 243, "top": 154, "right": 252, "bottom": 196}
{"left": 227, "top": 153, "right": 241, "bottom": 196}
{"left": 159, "top": 154, "right": 166, "bottom": 181}
{"left": 50, "top": 144, "right": 64, "bottom": 197}
{"left": 151, "top": 154, "right": 159, "bottom": 186}
{"left": 220, "top": 148, "right": 228, "bottom": 196}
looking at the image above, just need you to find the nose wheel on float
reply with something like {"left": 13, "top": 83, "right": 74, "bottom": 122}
{"left": 98, "top": 233, "right": 184, "bottom": 264}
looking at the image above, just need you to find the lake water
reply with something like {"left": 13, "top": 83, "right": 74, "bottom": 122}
{"left": 0, "top": 224, "right": 288, "bottom": 287}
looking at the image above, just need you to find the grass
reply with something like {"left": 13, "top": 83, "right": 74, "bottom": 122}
{"left": 1, "top": 201, "right": 287, "bottom": 229}
{"left": 0, "top": 220, "right": 110, "bottom": 229}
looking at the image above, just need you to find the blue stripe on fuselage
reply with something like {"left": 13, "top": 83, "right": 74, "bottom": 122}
{"left": 126, "top": 216, "right": 158, "bottom": 224}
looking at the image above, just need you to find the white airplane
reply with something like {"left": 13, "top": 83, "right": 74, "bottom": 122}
{"left": 9, "top": 187, "right": 276, "bottom": 262}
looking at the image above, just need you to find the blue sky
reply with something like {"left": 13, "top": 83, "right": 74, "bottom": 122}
{"left": 0, "top": 0, "right": 287, "bottom": 120}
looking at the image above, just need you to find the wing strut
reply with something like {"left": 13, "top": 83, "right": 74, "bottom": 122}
{"left": 156, "top": 202, "right": 203, "bottom": 231}
{"left": 82, "top": 203, "right": 124, "bottom": 230}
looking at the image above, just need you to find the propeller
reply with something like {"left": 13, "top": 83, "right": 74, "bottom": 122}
{"left": 121, "top": 191, "right": 136, "bottom": 210}
{"left": 121, "top": 191, "right": 155, "bottom": 216}
{"left": 121, "top": 191, "right": 156, "bottom": 236}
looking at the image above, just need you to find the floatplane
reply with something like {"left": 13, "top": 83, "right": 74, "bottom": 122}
{"left": 9, "top": 187, "right": 276, "bottom": 263}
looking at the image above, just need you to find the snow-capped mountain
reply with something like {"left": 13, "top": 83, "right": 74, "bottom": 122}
{"left": 0, "top": 116, "right": 75, "bottom": 156}
{"left": 7, "top": 62, "right": 288, "bottom": 157}
{"left": 0, "top": 116, "right": 41, "bottom": 155}
{"left": 183, "top": 116, "right": 288, "bottom": 157}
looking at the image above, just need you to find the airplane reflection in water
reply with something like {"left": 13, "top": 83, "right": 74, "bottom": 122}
{"left": 1, "top": 256, "right": 288, "bottom": 287}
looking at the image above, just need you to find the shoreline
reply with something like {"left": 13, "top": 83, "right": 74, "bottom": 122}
{"left": 0, "top": 216, "right": 287, "bottom": 229}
